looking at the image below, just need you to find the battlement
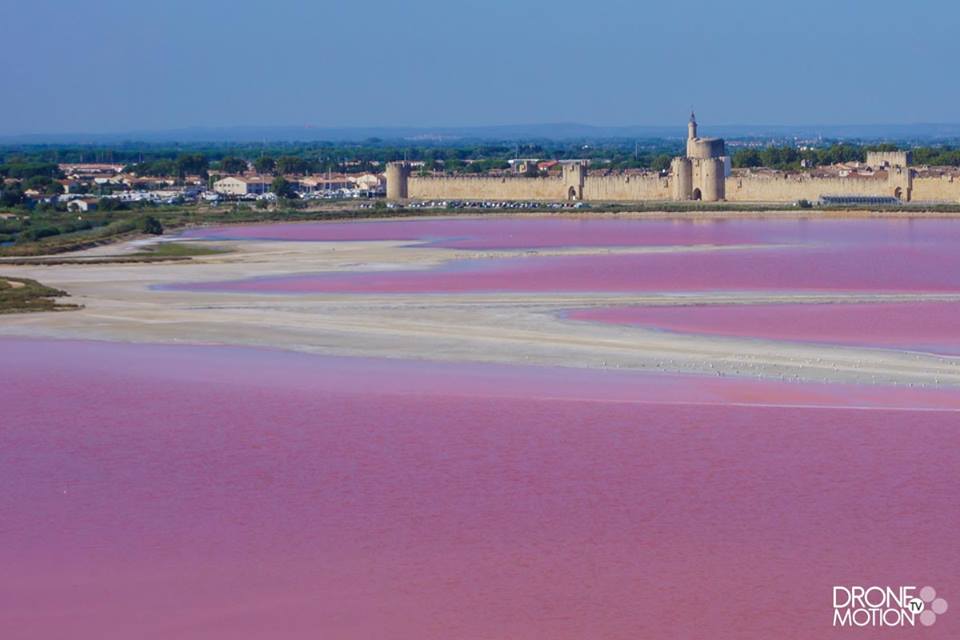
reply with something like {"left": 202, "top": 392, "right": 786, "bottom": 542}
{"left": 865, "top": 151, "right": 911, "bottom": 168}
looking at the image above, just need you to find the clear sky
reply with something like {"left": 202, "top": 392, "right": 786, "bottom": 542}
{"left": 1, "top": 0, "right": 956, "bottom": 134}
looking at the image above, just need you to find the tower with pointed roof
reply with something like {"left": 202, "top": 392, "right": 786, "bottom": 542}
{"left": 673, "top": 112, "right": 726, "bottom": 201}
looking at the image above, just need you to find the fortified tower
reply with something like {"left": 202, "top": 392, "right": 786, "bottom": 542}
{"left": 385, "top": 161, "right": 411, "bottom": 201}
{"left": 673, "top": 112, "right": 726, "bottom": 201}
{"left": 562, "top": 161, "right": 586, "bottom": 201}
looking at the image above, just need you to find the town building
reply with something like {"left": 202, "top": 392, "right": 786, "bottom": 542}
{"left": 213, "top": 176, "right": 271, "bottom": 196}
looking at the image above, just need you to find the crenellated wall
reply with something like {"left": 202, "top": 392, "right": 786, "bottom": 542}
{"left": 866, "top": 151, "right": 911, "bottom": 168}
{"left": 581, "top": 174, "right": 671, "bottom": 201}
{"left": 725, "top": 173, "right": 899, "bottom": 202}
{"left": 408, "top": 176, "right": 568, "bottom": 201}
{"left": 391, "top": 162, "right": 960, "bottom": 204}
{"left": 912, "top": 175, "right": 960, "bottom": 202}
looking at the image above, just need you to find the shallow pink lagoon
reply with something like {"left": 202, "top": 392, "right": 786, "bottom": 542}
{"left": 568, "top": 301, "right": 960, "bottom": 354}
{"left": 184, "top": 217, "right": 775, "bottom": 248}
{"left": 176, "top": 217, "right": 960, "bottom": 294}
{"left": 184, "top": 216, "right": 960, "bottom": 250}
{"left": 175, "top": 245, "right": 960, "bottom": 294}
{"left": 3, "top": 339, "right": 959, "bottom": 639}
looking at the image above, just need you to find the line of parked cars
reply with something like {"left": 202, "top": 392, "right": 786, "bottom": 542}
{"left": 389, "top": 200, "right": 590, "bottom": 210}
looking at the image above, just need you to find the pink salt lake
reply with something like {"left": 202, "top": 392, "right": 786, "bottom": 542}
{"left": 177, "top": 217, "right": 960, "bottom": 294}
{"left": 2, "top": 339, "right": 959, "bottom": 640}
{"left": 5, "top": 217, "right": 960, "bottom": 638}
{"left": 568, "top": 301, "right": 960, "bottom": 355}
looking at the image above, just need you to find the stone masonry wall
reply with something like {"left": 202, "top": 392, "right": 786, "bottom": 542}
{"left": 724, "top": 174, "right": 897, "bottom": 202}
{"left": 581, "top": 174, "right": 671, "bottom": 200}
{"left": 912, "top": 176, "right": 960, "bottom": 202}
{"left": 408, "top": 176, "right": 567, "bottom": 201}
{"left": 406, "top": 171, "right": 960, "bottom": 203}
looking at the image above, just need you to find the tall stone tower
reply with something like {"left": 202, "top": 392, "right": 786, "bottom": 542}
{"left": 672, "top": 112, "right": 725, "bottom": 202}
{"left": 385, "top": 162, "right": 411, "bottom": 201}
{"left": 562, "top": 161, "right": 586, "bottom": 201}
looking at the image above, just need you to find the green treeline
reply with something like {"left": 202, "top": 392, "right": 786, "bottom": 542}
{"left": 0, "top": 141, "right": 686, "bottom": 175}
{"left": 731, "top": 143, "right": 960, "bottom": 170}
{"left": 5, "top": 141, "right": 960, "bottom": 178}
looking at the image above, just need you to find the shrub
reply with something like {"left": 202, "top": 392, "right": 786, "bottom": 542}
{"left": 20, "top": 226, "right": 61, "bottom": 241}
{"left": 139, "top": 216, "right": 164, "bottom": 235}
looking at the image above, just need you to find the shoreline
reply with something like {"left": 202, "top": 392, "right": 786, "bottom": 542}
{"left": 7, "top": 205, "right": 960, "bottom": 263}
{"left": 180, "top": 205, "right": 960, "bottom": 229}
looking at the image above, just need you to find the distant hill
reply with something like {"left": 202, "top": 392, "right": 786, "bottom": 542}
{"left": 4, "top": 122, "right": 960, "bottom": 144}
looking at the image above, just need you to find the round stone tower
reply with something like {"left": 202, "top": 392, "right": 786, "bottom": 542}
{"left": 385, "top": 162, "right": 411, "bottom": 201}
{"left": 671, "top": 157, "right": 693, "bottom": 200}
{"left": 700, "top": 158, "right": 725, "bottom": 202}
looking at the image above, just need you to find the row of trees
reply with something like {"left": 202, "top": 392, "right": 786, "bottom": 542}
{"left": 3, "top": 140, "right": 688, "bottom": 175}
{"left": 0, "top": 162, "right": 62, "bottom": 179}
{"left": 9, "top": 140, "right": 960, "bottom": 183}
{"left": 732, "top": 143, "right": 960, "bottom": 171}
{"left": 123, "top": 153, "right": 209, "bottom": 178}
{"left": 912, "top": 147, "right": 960, "bottom": 166}
{"left": 732, "top": 144, "right": 867, "bottom": 170}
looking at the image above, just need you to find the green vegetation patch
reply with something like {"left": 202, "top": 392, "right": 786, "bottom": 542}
{"left": 0, "top": 276, "right": 80, "bottom": 314}
{"left": 139, "top": 242, "right": 227, "bottom": 257}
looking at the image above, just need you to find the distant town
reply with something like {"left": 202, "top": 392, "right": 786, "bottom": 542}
{"left": 4, "top": 131, "right": 960, "bottom": 217}
{"left": 1, "top": 159, "right": 387, "bottom": 212}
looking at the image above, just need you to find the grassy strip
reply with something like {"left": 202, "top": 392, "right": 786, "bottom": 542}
{"left": 0, "top": 241, "right": 228, "bottom": 266}
{"left": 0, "top": 277, "right": 80, "bottom": 314}
{"left": 0, "top": 255, "right": 194, "bottom": 266}
{"left": 140, "top": 242, "right": 227, "bottom": 257}
{"left": 0, "top": 220, "right": 146, "bottom": 257}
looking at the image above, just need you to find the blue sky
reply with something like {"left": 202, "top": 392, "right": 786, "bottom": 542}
{"left": 1, "top": 0, "right": 955, "bottom": 134}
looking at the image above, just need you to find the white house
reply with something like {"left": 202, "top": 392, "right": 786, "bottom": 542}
{"left": 213, "top": 176, "right": 271, "bottom": 196}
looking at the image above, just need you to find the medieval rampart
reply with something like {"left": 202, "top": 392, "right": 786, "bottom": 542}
{"left": 408, "top": 176, "right": 568, "bottom": 201}
{"left": 725, "top": 172, "right": 898, "bottom": 202}
{"left": 911, "top": 175, "right": 960, "bottom": 202}
{"left": 581, "top": 173, "right": 670, "bottom": 200}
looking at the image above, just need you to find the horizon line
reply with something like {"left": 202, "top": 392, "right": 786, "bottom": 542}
{"left": 5, "top": 121, "right": 960, "bottom": 143}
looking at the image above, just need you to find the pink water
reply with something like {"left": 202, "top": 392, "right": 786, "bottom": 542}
{"left": 568, "top": 302, "right": 960, "bottom": 354}
{"left": 184, "top": 216, "right": 960, "bottom": 250}
{"left": 3, "top": 338, "right": 959, "bottom": 639}
{"left": 174, "top": 244, "right": 960, "bottom": 294}
{"left": 184, "top": 217, "right": 773, "bottom": 248}
{"left": 175, "top": 217, "right": 960, "bottom": 294}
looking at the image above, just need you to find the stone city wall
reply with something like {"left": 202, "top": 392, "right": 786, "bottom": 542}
{"left": 408, "top": 176, "right": 568, "bottom": 201}
{"left": 911, "top": 176, "right": 960, "bottom": 202}
{"left": 402, "top": 168, "right": 960, "bottom": 203}
{"left": 581, "top": 174, "right": 671, "bottom": 201}
{"left": 724, "top": 173, "right": 898, "bottom": 202}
